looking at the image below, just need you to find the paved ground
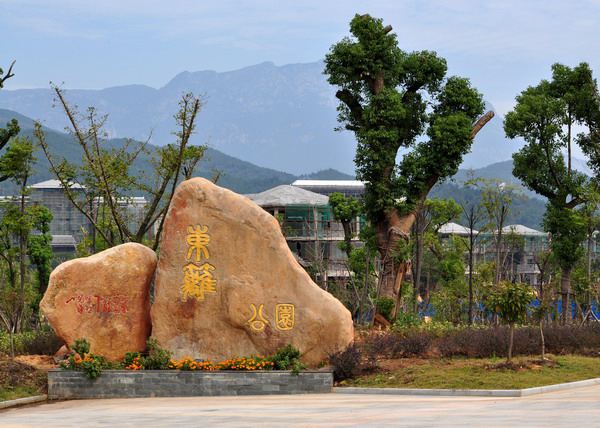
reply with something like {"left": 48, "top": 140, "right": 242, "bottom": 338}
{"left": 1, "top": 385, "right": 599, "bottom": 427}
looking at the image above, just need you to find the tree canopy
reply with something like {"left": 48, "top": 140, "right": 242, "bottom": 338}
{"left": 324, "top": 14, "right": 491, "bottom": 309}
{"left": 505, "top": 62, "right": 600, "bottom": 323}
{"left": 325, "top": 14, "right": 485, "bottom": 220}
{"left": 505, "top": 63, "right": 598, "bottom": 207}
{"left": 34, "top": 87, "right": 206, "bottom": 251}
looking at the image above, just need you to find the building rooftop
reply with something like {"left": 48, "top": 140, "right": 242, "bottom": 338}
{"left": 30, "top": 179, "right": 84, "bottom": 190}
{"left": 291, "top": 180, "right": 365, "bottom": 187}
{"left": 246, "top": 185, "right": 329, "bottom": 207}
{"left": 438, "top": 223, "right": 546, "bottom": 237}
{"left": 501, "top": 224, "right": 547, "bottom": 236}
{"left": 439, "top": 222, "right": 478, "bottom": 236}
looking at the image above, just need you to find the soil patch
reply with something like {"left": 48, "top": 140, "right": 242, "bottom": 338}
{"left": 0, "top": 355, "right": 49, "bottom": 401}
{"left": 14, "top": 355, "right": 57, "bottom": 371}
{"left": 486, "top": 358, "right": 558, "bottom": 372}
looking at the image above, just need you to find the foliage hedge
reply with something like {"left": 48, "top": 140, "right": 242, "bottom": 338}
{"left": 0, "top": 328, "right": 62, "bottom": 356}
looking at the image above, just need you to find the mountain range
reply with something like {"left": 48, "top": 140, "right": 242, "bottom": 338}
{"left": 0, "top": 61, "right": 521, "bottom": 175}
{"left": 0, "top": 108, "right": 351, "bottom": 195}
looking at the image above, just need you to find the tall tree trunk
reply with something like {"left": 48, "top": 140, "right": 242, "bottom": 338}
{"left": 342, "top": 221, "right": 353, "bottom": 258}
{"left": 413, "top": 217, "right": 424, "bottom": 313}
{"left": 9, "top": 326, "right": 15, "bottom": 358}
{"left": 495, "top": 228, "right": 503, "bottom": 284}
{"left": 375, "top": 111, "right": 494, "bottom": 319}
{"left": 361, "top": 250, "right": 371, "bottom": 323}
{"left": 587, "top": 229, "right": 593, "bottom": 312}
{"left": 376, "top": 210, "right": 416, "bottom": 319}
{"left": 507, "top": 322, "right": 515, "bottom": 363}
{"left": 16, "top": 181, "right": 27, "bottom": 333}
{"left": 560, "top": 266, "right": 572, "bottom": 325}
{"left": 468, "top": 232, "right": 475, "bottom": 324}
{"left": 567, "top": 114, "right": 572, "bottom": 177}
{"left": 19, "top": 183, "right": 26, "bottom": 293}
{"left": 539, "top": 320, "right": 545, "bottom": 361}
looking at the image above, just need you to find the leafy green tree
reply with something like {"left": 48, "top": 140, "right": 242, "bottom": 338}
{"left": 488, "top": 281, "right": 534, "bottom": 362}
{"left": 0, "top": 137, "right": 36, "bottom": 295}
{"left": 0, "top": 61, "right": 54, "bottom": 352}
{"left": 475, "top": 179, "right": 521, "bottom": 284}
{"left": 531, "top": 292, "right": 550, "bottom": 361}
{"left": 329, "top": 192, "right": 362, "bottom": 258}
{"left": 324, "top": 14, "right": 492, "bottom": 316}
{"left": 34, "top": 87, "right": 206, "bottom": 251}
{"left": 336, "top": 225, "right": 378, "bottom": 323}
{"left": 578, "top": 196, "right": 600, "bottom": 321}
{"left": 0, "top": 136, "right": 53, "bottom": 343}
{"left": 428, "top": 236, "right": 468, "bottom": 323}
{"left": 472, "top": 260, "right": 495, "bottom": 322}
{"left": 27, "top": 205, "right": 53, "bottom": 296}
{"left": 505, "top": 62, "right": 600, "bottom": 323}
{"left": 457, "top": 179, "right": 486, "bottom": 324}
{"left": 412, "top": 198, "right": 461, "bottom": 312}
{"left": 0, "top": 61, "right": 20, "bottom": 181}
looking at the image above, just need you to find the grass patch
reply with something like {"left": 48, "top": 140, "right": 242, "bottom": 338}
{"left": 0, "top": 386, "right": 44, "bottom": 401}
{"left": 343, "top": 355, "right": 600, "bottom": 390}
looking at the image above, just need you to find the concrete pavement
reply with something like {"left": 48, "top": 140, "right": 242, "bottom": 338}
{"left": 1, "top": 385, "right": 599, "bottom": 427}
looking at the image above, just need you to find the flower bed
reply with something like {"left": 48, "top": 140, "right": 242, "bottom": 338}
{"left": 51, "top": 338, "right": 332, "bottom": 398}
{"left": 60, "top": 339, "right": 304, "bottom": 379}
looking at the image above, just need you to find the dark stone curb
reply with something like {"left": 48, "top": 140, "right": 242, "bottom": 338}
{"left": 0, "top": 395, "right": 47, "bottom": 410}
{"left": 335, "top": 377, "right": 600, "bottom": 397}
{"left": 48, "top": 369, "right": 333, "bottom": 399}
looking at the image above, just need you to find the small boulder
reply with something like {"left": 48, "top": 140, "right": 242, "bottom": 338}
{"left": 40, "top": 243, "right": 156, "bottom": 361}
{"left": 53, "top": 345, "right": 70, "bottom": 364}
{"left": 151, "top": 178, "right": 354, "bottom": 365}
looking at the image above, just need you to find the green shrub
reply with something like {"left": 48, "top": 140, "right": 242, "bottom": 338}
{"left": 60, "top": 338, "right": 108, "bottom": 379}
{"left": 80, "top": 354, "right": 106, "bottom": 379}
{"left": 411, "top": 320, "right": 457, "bottom": 336}
{"left": 142, "top": 338, "right": 172, "bottom": 370}
{"left": 72, "top": 338, "right": 90, "bottom": 355}
{"left": 329, "top": 344, "right": 363, "bottom": 381}
{"left": 487, "top": 281, "right": 534, "bottom": 361}
{"left": 122, "top": 351, "right": 141, "bottom": 368}
{"left": 392, "top": 312, "right": 422, "bottom": 330}
{"left": 0, "top": 328, "right": 62, "bottom": 356}
{"left": 120, "top": 339, "right": 171, "bottom": 370}
{"left": 268, "top": 344, "right": 305, "bottom": 374}
{"left": 375, "top": 297, "right": 395, "bottom": 322}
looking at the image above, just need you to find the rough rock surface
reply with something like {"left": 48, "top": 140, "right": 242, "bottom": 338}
{"left": 151, "top": 178, "right": 354, "bottom": 365}
{"left": 40, "top": 243, "right": 156, "bottom": 361}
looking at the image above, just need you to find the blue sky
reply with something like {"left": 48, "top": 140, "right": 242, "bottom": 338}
{"left": 1, "top": 0, "right": 600, "bottom": 115}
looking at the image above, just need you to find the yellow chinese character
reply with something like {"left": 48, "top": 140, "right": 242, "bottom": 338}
{"left": 186, "top": 225, "right": 210, "bottom": 262}
{"left": 181, "top": 262, "right": 217, "bottom": 302}
{"left": 247, "top": 304, "right": 269, "bottom": 332}
{"left": 275, "top": 304, "right": 295, "bottom": 331}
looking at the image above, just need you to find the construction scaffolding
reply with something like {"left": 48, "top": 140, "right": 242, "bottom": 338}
{"left": 247, "top": 185, "right": 362, "bottom": 283}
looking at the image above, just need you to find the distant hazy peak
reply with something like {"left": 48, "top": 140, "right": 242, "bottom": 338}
{"left": 0, "top": 61, "right": 519, "bottom": 174}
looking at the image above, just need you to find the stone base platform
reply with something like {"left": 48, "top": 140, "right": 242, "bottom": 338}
{"left": 48, "top": 369, "right": 333, "bottom": 399}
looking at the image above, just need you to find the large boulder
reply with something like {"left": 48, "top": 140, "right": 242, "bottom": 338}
{"left": 40, "top": 243, "right": 156, "bottom": 361}
{"left": 151, "top": 178, "right": 353, "bottom": 365}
